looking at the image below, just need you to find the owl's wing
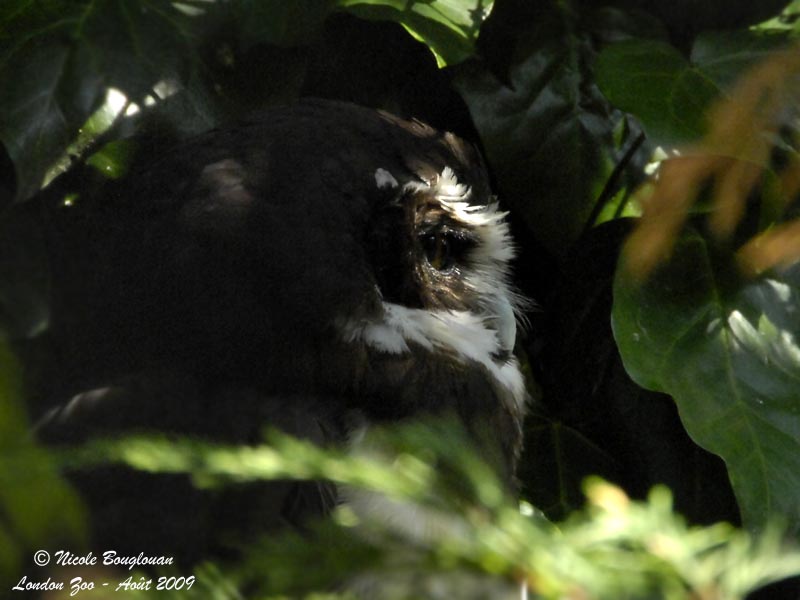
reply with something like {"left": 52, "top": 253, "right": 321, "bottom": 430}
{"left": 36, "top": 370, "right": 343, "bottom": 562}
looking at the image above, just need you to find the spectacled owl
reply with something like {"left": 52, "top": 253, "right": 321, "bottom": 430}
{"left": 37, "top": 98, "right": 528, "bottom": 563}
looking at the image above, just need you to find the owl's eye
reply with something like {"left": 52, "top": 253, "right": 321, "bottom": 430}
{"left": 420, "top": 230, "right": 472, "bottom": 273}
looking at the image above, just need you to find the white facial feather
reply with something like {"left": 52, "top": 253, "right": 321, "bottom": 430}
{"left": 374, "top": 167, "right": 399, "bottom": 189}
{"left": 340, "top": 302, "right": 526, "bottom": 413}
{"left": 432, "top": 167, "right": 528, "bottom": 336}
{"left": 341, "top": 166, "right": 528, "bottom": 413}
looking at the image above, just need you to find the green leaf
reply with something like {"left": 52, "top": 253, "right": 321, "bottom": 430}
{"left": 69, "top": 425, "right": 800, "bottom": 598}
{"left": 0, "top": 336, "right": 86, "bottom": 584}
{"left": 690, "top": 29, "right": 795, "bottom": 90}
{"left": 596, "top": 30, "right": 796, "bottom": 147}
{"left": 234, "top": 0, "right": 338, "bottom": 47}
{"left": 596, "top": 39, "right": 721, "bottom": 145}
{"left": 0, "top": 0, "right": 197, "bottom": 202}
{"left": 454, "top": 7, "right": 652, "bottom": 255}
{"left": 521, "top": 416, "right": 618, "bottom": 520}
{"left": 612, "top": 228, "right": 800, "bottom": 535}
{"left": 338, "top": 0, "right": 493, "bottom": 67}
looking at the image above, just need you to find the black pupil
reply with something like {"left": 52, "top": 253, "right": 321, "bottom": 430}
{"left": 422, "top": 232, "right": 459, "bottom": 272}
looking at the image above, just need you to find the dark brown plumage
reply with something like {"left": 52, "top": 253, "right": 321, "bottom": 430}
{"left": 37, "top": 98, "right": 528, "bottom": 564}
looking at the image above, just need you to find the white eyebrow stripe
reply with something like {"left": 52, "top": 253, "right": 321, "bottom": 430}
{"left": 432, "top": 167, "right": 509, "bottom": 229}
{"left": 436, "top": 166, "right": 470, "bottom": 200}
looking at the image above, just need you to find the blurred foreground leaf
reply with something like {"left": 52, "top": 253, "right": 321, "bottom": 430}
{"left": 0, "top": 336, "right": 86, "bottom": 587}
{"left": 65, "top": 421, "right": 800, "bottom": 598}
{"left": 620, "top": 47, "right": 800, "bottom": 280}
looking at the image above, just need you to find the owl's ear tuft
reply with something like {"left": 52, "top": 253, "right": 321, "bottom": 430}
{"left": 181, "top": 158, "right": 256, "bottom": 235}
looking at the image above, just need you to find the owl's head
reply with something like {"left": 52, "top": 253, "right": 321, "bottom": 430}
{"left": 328, "top": 111, "right": 529, "bottom": 467}
{"left": 52, "top": 98, "right": 529, "bottom": 471}
{"left": 173, "top": 99, "right": 530, "bottom": 463}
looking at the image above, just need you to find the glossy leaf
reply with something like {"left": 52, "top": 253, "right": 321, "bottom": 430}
{"left": 596, "top": 39, "right": 721, "bottom": 145}
{"left": 0, "top": 0, "right": 196, "bottom": 202}
{"left": 580, "top": 0, "right": 792, "bottom": 43}
{"left": 596, "top": 30, "right": 796, "bottom": 147}
{"left": 338, "top": 0, "right": 493, "bottom": 66}
{"left": 454, "top": 6, "right": 652, "bottom": 255}
{"left": 613, "top": 228, "right": 800, "bottom": 534}
{"left": 690, "top": 30, "right": 795, "bottom": 90}
{"left": 227, "top": 0, "right": 493, "bottom": 65}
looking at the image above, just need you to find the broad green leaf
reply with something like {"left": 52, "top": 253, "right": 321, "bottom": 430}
{"left": 338, "top": 0, "right": 493, "bottom": 67}
{"left": 234, "top": 0, "right": 338, "bottom": 48}
{"left": 0, "top": 0, "right": 196, "bottom": 202}
{"left": 752, "top": 0, "right": 800, "bottom": 33}
{"left": 596, "top": 30, "right": 796, "bottom": 147}
{"left": 581, "top": 0, "right": 792, "bottom": 37}
{"left": 522, "top": 221, "right": 737, "bottom": 525}
{"left": 205, "top": 0, "right": 492, "bottom": 68}
{"left": 596, "top": 39, "right": 720, "bottom": 145}
{"left": 454, "top": 6, "right": 652, "bottom": 255}
{"left": 690, "top": 29, "right": 795, "bottom": 90}
{"left": 612, "top": 228, "right": 800, "bottom": 535}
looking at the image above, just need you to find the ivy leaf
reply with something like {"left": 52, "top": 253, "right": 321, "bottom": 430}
{"left": 596, "top": 30, "right": 795, "bottom": 146}
{"left": 454, "top": 6, "right": 652, "bottom": 255}
{"left": 690, "top": 29, "right": 795, "bottom": 90}
{"left": 612, "top": 228, "right": 800, "bottom": 535}
{"left": 595, "top": 39, "right": 720, "bottom": 145}
{"left": 0, "top": 0, "right": 196, "bottom": 203}
{"left": 338, "top": 0, "right": 493, "bottom": 67}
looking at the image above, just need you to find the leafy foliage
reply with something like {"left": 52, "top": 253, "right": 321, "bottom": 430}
{"left": 614, "top": 231, "right": 800, "bottom": 535}
{"left": 453, "top": 3, "right": 654, "bottom": 254}
{"left": 63, "top": 425, "right": 800, "bottom": 599}
{"left": 3, "top": 0, "right": 800, "bottom": 597}
{"left": 0, "top": 336, "right": 86, "bottom": 587}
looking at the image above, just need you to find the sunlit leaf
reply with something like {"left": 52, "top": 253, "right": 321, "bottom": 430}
{"left": 613, "top": 228, "right": 800, "bottom": 535}
{"left": 338, "top": 0, "right": 493, "bottom": 67}
{"left": 0, "top": 0, "right": 197, "bottom": 202}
